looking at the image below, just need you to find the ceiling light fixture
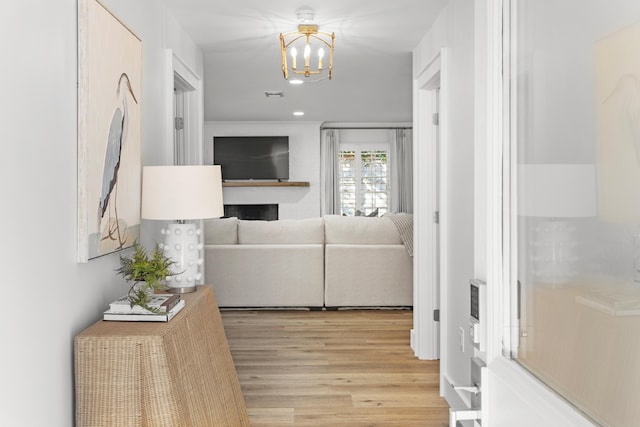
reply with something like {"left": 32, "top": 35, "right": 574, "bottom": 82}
{"left": 293, "top": 111, "right": 305, "bottom": 116}
{"left": 280, "top": 8, "right": 334, "bottom": 83}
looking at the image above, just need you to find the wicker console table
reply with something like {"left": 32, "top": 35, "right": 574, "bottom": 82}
{"left": 74, "top": 286, "right": 249, "bottom": 426}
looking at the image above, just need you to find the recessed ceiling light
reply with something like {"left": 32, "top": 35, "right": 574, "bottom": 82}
{"left": 289, "top": 79, "right": 303, "bottom": 85}
{"left": 293, "top": 111, "right": 304, "bottom": 116}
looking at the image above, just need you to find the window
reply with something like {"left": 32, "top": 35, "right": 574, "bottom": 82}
{"left": 338, "top": 145, "right": 390, "bottom": 216}
{"left": 508, "top": 1, "right": 640, "bottom": 425}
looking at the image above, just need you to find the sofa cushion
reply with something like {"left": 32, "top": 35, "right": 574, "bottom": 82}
{"left": 324, "top": 214, "right": 402, "bottom": 244}
{"left": 204, "top": 217, "right": 238, "bottom": 244}
{"left": 238, "top": 217, "right": 325, "bottom": 244}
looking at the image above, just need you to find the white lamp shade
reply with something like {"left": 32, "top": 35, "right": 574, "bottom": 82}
{"left": 141, "top": 165, "right": 224, "bottom": 220}
{"left": 518, "top": 164, "right": 597, "bottom": 218}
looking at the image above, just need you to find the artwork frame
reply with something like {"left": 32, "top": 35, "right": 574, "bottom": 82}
{"left": 77, "top": 0, "right": 142, "bottom": 262}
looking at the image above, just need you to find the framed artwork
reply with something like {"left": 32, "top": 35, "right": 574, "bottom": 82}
{"left": 77, "top": 0, "right": 142, "bottom": 262}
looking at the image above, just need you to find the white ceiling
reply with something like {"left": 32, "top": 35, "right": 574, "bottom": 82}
{"left": 158, "top": 0, "right": 448, "bottom": 122}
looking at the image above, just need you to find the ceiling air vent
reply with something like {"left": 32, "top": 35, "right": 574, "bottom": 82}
{"left": 264, "top": 91, "right": 284, "bottom": 98}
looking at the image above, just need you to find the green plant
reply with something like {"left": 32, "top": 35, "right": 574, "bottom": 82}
{"left": 116, "top": 242, "right": 179, "bottom": 312}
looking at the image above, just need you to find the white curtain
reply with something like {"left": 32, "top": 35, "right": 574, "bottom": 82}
{"left": 391, "top": 128, "right": 413, "bottom": 213}
{"left": 320, "top": 129, "right": 341, "bottom": 215}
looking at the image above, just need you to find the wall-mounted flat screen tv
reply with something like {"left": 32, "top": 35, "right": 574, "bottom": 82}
{"left": 213, "top": 136, "right": 289, "bottom": 180}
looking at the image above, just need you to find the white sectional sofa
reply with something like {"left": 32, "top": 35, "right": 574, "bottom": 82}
{"left": 203, "top": 214, "right": 412, "bottom": 308}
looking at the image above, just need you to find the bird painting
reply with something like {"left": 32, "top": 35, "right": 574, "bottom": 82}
{"left": 97, "top": 72, "right": 138, "bottom": 250}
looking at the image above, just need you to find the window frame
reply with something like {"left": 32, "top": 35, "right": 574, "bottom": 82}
{"left": 338, "top": 141, "right": 391, "bottom": 216}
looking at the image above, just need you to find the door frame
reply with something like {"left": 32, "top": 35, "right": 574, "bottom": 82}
{"left": 164, "top": 50, "right": 203, "bottom": 165}
{"left": 412, "top": 49, "right": 449, "bottom": 362}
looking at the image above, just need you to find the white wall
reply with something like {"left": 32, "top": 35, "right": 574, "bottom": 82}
{"left": 413, "top": 0, "right": 476, "bottom": 404}
{"left": 0, "top": 2, "right": 201, "bottom": 426}
{"left": 204, "top": 121, "right": 322, "bottom": 219}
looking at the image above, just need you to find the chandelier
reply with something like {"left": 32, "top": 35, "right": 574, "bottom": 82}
{"left": 279, "top": 9, "right": 334, "bottom": 83}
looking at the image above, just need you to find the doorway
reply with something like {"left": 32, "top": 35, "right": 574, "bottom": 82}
{"left": 168, "top": 51, "right": 203, "bottom": 166}
{"left": 173, "top": 74, "right": 193, "bottom": 166}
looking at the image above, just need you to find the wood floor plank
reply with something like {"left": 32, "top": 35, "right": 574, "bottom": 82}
{"left": 221, "top": 309, "right": 449, "bottom": 426}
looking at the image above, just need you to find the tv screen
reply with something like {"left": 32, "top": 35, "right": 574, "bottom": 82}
{"left": 213, "top": 136, "right": 289, "bottom": 180}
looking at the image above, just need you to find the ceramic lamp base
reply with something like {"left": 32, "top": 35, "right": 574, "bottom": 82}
{"left": 167, "top": 285, "right": 197, "bottom": 294}
{"left": 160, "top": 223, "right": 203, "bottom": 294}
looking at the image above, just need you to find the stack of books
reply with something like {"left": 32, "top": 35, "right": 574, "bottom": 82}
{"left": 103, "top": 294, "right": 184, "bottom": 322}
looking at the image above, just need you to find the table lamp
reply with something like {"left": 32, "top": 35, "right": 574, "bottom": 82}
{"left": 518, "top": 164, "right": 597, "bottom": 285}
{"left": 141, "top": 165, "right": 224, "bottom": 293}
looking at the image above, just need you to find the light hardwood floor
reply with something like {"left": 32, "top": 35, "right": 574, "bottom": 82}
{"left": 221, "top": 309, "right": 449, "bottom": 427}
